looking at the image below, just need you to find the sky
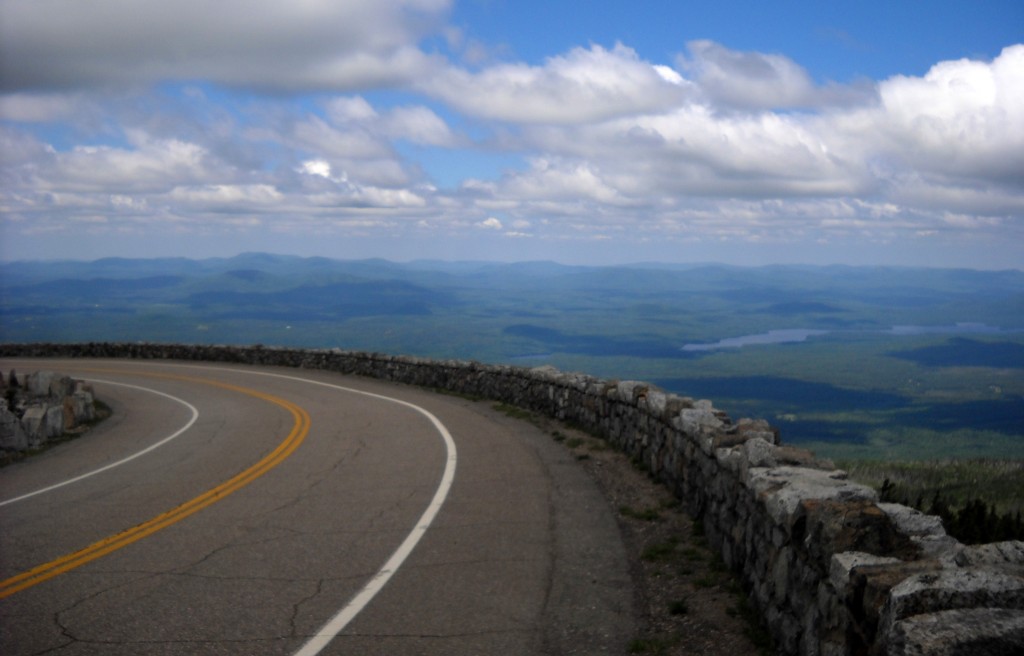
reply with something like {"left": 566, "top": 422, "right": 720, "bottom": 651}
{"left": 1, "top": 0, "right": 1022, "bottom": 268}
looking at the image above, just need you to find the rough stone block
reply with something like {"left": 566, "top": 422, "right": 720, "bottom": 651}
{"left": 746, "top": 466, "right": 878, "bottom": 530}
{"left": 955, "top": 541, "right": 1024, "bottom": 575}
{"left": 801, "top": 499, "right": 920, "bottom": 567}
{"left": 714, "top": 446, "right": 744, "bottom": 474}
{"left": 878, "top": 502, "right": 959, "bottom": 561}
{"left": 678, "top": 406, "right": 724, "bottom": 446}
{"left": 881, "top": 568, "right": 1024, "bottom": 627}
{"left": 734, "top": 416, "right": 780, "bottom": 444}
{"left": 641, "top": 389, "right": 668, "bottom": 417}
{"left": 884, "top": 607, "right": 1024, "bottom": 656}
{"left": 830, "top": 551, "right": 903, "bottom": 595}
{"left": 742, "top": 437, "right": 777, "bottom": 468}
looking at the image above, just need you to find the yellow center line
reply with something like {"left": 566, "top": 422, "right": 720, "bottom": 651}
{"left": 0, "top": 370, "right": 312, "bottom": 599}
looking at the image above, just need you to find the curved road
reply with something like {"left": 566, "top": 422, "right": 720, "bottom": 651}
{"left": 0, "top": 359, "right": 633, "bottom": 655}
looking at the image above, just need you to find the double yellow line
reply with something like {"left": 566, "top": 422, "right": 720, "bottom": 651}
{"left": 0, "top": 373, "right": 311, "bottom": 599}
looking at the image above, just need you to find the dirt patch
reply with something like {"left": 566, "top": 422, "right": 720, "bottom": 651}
{"left": 528, "top": 413, "right": 774, "bottom": 655}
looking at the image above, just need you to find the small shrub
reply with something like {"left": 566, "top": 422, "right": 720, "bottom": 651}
{"left": 694, "top": 574, "right": 720, "bottom": 588}
{"left": 492, "top": 402, "right": 532, "bottom": 421}
{"left": 680, "top": 546, "right": 704, "bottom": 561}
{"left": 642, "top": 537, "right": 679, "bottom": 562}
{"left": 620, "top": 505, "right": 662, "bottom": 522}
{"left": 628, "top": 634, "right": 677, "bottom": 654}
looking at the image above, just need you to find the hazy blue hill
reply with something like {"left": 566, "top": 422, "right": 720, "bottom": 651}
{"left": 504, "top": 324, "right": 696, "bottom": 359}
{"left": 653, "top": 375, "right": 908, "bottom": 413}
{"left": 187, "top": 279, "right": 454, "bottom": 321}
{"left": 2, "top": 276, "right": 187, "bottom": 312}
{"left": 761, "top": 302, "right": 845, "bottom": 315}
{"left": 0, "top": 257, "right": 202, "bottom": 283}
{"left": 2, "top": 253, "right": 1022, "bottom": 460}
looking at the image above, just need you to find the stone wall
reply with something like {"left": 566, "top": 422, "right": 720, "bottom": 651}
{"left": 2, "top": 342, "right": 1021, "bottom": 655}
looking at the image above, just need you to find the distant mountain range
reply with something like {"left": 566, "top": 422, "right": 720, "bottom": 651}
{"left": 3, "top": 253, "right": 1023, "bottom": 459}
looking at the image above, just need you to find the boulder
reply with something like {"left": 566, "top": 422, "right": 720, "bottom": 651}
{"left": 0, "top": 399, "right": 28, "bottom": 451}
{"left": 25, "top": 370, "right": 57, "bottom": 397}
{"left": 20, "top": 406, "right": 49, "bottom": 449}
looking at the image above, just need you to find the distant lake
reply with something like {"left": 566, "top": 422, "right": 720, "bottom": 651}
{"left": 682, "top": 329, "right": 829, "bottom": 351}
{"left": 681, "top": 323, "right": 1014, "bottom": 352}
{"left": 886, "top": 322, "right": 1007, "bottom": 335}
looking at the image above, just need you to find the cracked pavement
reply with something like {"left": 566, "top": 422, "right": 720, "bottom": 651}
{"left": 0, "top": 360, "right": 634, "bottom": 655}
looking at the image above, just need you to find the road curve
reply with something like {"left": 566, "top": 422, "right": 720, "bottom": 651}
{"left": 0, "top": 359, "right": 634, "bottom": 655}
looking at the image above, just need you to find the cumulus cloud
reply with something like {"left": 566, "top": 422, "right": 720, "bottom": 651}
{"left": 168, "top": 184, "right": 283, "bottom": 208}
{"left": 1, "top": 19, "right": 1021, "bottom": 266}
{"left": 426, "top": 43, "right": 691, "bottom": 123}
{"left": 299, "top": 159, "right": 333, "bottom": 179}
{"left": 459, "top": 44, "right": 1023, "bottom": 246}
{"left": 680, "top": 40, "right": 877, "bottom": 110}
{"left": 0, "top": 0, "right": 451, "bottom": 91}
{"left": 871, "top": 44, "right": 1024, "bottom": 182}
{"left": 42, "top": 131, "right": 223, "bottom": 194}
{"left": 383, "top": 106, "right": 459, "bottom": 146}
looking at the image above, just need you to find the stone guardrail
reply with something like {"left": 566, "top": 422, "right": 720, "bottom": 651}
{"left": 1, "top": 342, "right": 1021, "bottom": 655}
{"left": 1, "top": 369, "right": 97, "bottom": 452}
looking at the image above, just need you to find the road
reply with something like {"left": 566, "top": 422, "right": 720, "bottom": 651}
{"left": 0, "top": 359, "right": 634, "bottom": 655}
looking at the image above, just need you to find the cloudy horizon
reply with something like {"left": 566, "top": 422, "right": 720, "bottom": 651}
{"left": 1, "top": 1, "right": 1022, "bottom": 269}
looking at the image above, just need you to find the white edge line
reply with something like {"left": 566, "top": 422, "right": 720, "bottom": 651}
{"left": 204, "top": 370, "right": 458, "bottom": 656}
{"left": 0, "top": 379, "right": 199, "bottom": 507}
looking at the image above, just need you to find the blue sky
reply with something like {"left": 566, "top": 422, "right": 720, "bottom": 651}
{"left": 1, "top": 0, "right": 1022, "bottom": 268}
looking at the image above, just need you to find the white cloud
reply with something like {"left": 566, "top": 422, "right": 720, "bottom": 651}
{"left": 38, "top": 131, "right": 222, "bottom": 194}
{"left": 870, "top": 44, "right": 1024, "bottom": 182}
{"left": 300, "top": 159, "right": 333, "bottom": 179}
{"left": 383, "top": 106, "right": 459, "bottom": 146}
{"left": 680, "top": 40, "right": 876, "bottom": 109}
{"left": 168, "top": 184, "right": 283, "bottom": 207}
{"left": 426, "top": 43, "right": 690, "bottom": 123}
{"left": 1, "top": 30, "right": 1021, "bottom": 267}
{"left": 326, "top": 96, "right": 380, "bottom": 123}
{"left": 292, "top": 115, "right": 391, "bottom": 161}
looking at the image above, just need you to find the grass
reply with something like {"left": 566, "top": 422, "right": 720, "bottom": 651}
{"left": 492, "top": 402, "right": 534, "bottom": 421}
{"left": 680, "top": 546, "right": 704, "bottom": 561}
{"left": 641, "top": 537, "right": 680, "bottom": 562}
{"left": 620, "top": 505, "right": 663, "bottom": 522}
{"left": 628, "top": 634, "right": 679, "bottom": 654}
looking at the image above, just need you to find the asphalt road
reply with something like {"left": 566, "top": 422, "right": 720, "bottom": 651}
{"left": 0, "top": 359, "right": 634, "bottom": 655}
